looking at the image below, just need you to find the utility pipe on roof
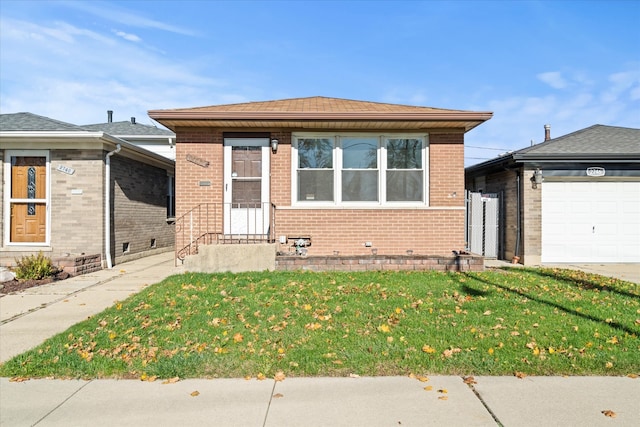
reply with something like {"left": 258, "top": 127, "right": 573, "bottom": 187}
{"left": 105, "top": 144, "right": 121, "bottom": 269}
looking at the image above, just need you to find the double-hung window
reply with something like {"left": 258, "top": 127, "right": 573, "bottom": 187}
{"left": 297, "top": 138, "right": 334, "bottom": 202}
{"left": 293, "top": 134, "right": 428, "bottom": 206}
{"left": 385, "top": 138, "right": 424, "bottom": 202}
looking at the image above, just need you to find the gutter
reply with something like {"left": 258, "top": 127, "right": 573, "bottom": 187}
{"left": 148, "top": 110, "right": 494, "bottom": 121}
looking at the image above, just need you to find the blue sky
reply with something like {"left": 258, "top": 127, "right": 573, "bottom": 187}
{"left": 1, "top": 0, "right": 638, "bottom": 165}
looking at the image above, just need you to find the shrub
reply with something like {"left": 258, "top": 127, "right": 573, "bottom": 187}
{"left": 14, "top": 252, "right": 56, "bottom": 280}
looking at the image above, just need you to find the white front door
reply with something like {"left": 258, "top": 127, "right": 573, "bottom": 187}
{"left": 223, "top": 138, "right": 270, "bottom": 236}
{"left": 542, "top": 181, "right": 640, "bottom": 263}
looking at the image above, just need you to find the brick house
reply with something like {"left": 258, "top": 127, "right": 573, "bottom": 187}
{"left": 465, "top": 124, "right": 640, "bottom": 265}
{"left": 0, "top": 113, "right": 175, "bottom": 273}
{"left": 149, "top": 97, "right": 492, "bottom": 271}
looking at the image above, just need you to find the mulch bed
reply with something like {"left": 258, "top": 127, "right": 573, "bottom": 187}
{"left": 0, "top": 271, "right": 71, "bottom": 296}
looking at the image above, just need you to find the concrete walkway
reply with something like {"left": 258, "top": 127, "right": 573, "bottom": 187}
{"left": 1, "top": 252, "right": 639, "bottom": 426}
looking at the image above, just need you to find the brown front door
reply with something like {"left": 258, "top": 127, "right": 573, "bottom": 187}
{"left": 10, "top": 156, "right": 47, "bottom": 243}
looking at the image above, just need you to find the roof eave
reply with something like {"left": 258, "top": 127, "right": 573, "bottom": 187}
{"left": 513, "top": 153, "right": 640, "bottom": 162}
{"left": 147, "top": 110, "right": 493, "bottom": 121}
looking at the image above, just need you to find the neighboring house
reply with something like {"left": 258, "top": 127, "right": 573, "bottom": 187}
{"left": 0, "top": 112, "right": 176, "bottom": 274}
{"left": 148, "top": 96, "right": 492, "bottom": 270}
{"left": 465, "top": 124, "right": 640, "bottom": 265}
{"left": 83, "top": 110, "right": 176, "bottom": 160}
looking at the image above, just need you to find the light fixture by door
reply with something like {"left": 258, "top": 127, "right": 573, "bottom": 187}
{"left": 532, "top": 168, "right": 543, "bottom": 189}
{"left": 271, "top": 138, "right": 279, "bottom": 153}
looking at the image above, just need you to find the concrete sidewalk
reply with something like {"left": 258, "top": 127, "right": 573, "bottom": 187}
{"left": 1, "top": 252, "right": 639, "bottom": 426}
{"left": 0, "top": 251, "right": 183, "bottom": 362}
{"left": 1, "top": 375, "right": 638, "bottom": 426}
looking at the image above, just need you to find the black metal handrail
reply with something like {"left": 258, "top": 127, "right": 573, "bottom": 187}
{"left": 175, "top": 202, "right": 276, "bottom": 264}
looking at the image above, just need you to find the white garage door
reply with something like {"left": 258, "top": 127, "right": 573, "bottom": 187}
{"left": 542, "top": 181, "right": 640, "bottom": 263}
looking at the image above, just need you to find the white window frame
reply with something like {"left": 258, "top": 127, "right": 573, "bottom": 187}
{"left": 3, "top": 150, "right": 52, "bottom": 246}
{"left": 292, "top": 133, "right": 429, "bottom": 207}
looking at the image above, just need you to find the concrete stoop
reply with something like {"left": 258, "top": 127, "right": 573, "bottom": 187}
{"left": 182, "top": 244, "right": 483, "bottom": 273}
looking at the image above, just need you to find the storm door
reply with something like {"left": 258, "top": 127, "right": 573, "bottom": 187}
{"left": 223, "top": 138, "right": 270, "bottom": 236}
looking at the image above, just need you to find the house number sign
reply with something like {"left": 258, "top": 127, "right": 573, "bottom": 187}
{"left": 56, "top": 164, "right": 75, "bottom": 175}
{"left": 186, "top": 154, "right": 209, "bottom": 167}
{"left": 586, "top": 167, "right": 605, "bottom": 177}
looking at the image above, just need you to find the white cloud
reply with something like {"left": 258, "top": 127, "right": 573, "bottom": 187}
{"left": 537, "top": 71, "right": 568, "bottom": 89}
{"left": 114, "top": 30, "right": 141, "bottom": 43}
{"left": 464, "top": 68, "right": 640, "bottom": 166}
{"left": 60, "top": 0, "right": 197, "bottom": 36}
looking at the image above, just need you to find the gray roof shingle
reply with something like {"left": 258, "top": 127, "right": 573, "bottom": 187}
{"left": 0, "top": 112, "right": 87, "bottom": 132}
{"left": 82, "top": 121, "right": 174, "bottom": 136}
{"left": 515, "top": 124, "right": 640, "bottom": 157}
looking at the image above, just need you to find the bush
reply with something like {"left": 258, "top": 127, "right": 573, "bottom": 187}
{"left": 14, "top": 252, "right": 56, "bottom": 280}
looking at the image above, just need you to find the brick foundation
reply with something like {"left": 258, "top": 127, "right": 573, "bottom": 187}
{"left": 53, "top": 254, "right": 102, "bottom": 276}
{"left": 275, "top": 253, "right": 484, "bottom": 272}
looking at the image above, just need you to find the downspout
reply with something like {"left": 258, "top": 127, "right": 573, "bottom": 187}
{"left": 514, "top": 172, "right": 521, "bottom": 261}
{"left": 104, "top": 144, "right": 121, "bottom": 269}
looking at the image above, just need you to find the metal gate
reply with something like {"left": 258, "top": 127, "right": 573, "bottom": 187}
{"left": 466, "top": 191, "right": 499, "bottom": 258}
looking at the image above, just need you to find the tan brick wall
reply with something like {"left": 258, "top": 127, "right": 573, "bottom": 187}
{"left": 111, "top": 155, "right": 175, "bottom": 265}
{"left": 1, "top": 149, "right": 104, "bottom": 267}
{"left": 50, "top": 150, "right": 104, "bottom": 257}
{"left": 1, "top": 148, "right": 174, "bottom": 268}
{"left": 521, "top": 167, "right": 542, "bottom": 265}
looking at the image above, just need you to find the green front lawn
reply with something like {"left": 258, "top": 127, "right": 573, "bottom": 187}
{"left": 1, "top": 268, "right": 638, "bottom": 379}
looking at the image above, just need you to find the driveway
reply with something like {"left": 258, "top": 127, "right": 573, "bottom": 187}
{"left": 484, "top": 260, "right": 640, "bottom": 284}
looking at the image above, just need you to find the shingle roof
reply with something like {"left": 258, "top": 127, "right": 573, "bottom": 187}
{"left": 166, "top": 96, "right": 467, "bottom": 114}
{"left": 0, "top": 112, "right": 86, "bottom": 132}
{"left": 515, "top": 125, "right": 640, "bottom": 157}
{"left": 149, "top": 96, "right": 493, "bottom": 132}
{"left": 82, "top": 121, "right": 174, "bottom": 136}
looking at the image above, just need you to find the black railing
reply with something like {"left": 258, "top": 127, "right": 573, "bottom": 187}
{"left": 175, "top": 202, "right": 276, "bottom": 264}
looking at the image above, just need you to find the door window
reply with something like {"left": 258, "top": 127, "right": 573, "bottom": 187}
{"left": 6, "top": 152, "right": 49, "bottom": 244}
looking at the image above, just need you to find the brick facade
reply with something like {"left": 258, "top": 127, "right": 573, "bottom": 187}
{"left": 1, "top": 147, "right": 174, "bottom": 271}
{"left": 175, "top": 129, "right": 468, "bottom": 258}
{"left": 111, "top": 155, "right": 175, "bottom": 264}
{"left": 466, "top": 166, "right": 542, "bottom": 265}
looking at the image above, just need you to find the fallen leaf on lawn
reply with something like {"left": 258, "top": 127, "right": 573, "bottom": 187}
{"left": 274, "top": 371, "right": 286, "bottom": 382}
{"left": 483, "top": 310, "right": 491, "bottom": 315}
{"left": 438, "top": 396, "right": 448, "bottom": 400}
{"left": 233, "top": 333, "right": 244, "bottom": 343}
{"left": 422, "top": 345, "right": 436, "bottom": 354}
{"left": 190, "top": 391, "right": 200, "bottom": 397}
{"left": 627, "top": 374, "right": 638, "bottom": 379}
{"left": 162, "top": 377, "right": 180, "bottom": 384}
{"left": 601, "top": 410, "right": 616, "bottom": 418}
{"left": 463, "top": 376, "right": 477, "bottom": 385}
{"left": 273, "top": 393, "right": 284, "bottom": 399}
{"left": 514, "top": 372, "right": 527, "bottom": 379}
{"left": 377, "top": 324, "right": 391, "bottom": 333}
{"left": 349, "top": 373, "right": 360, "bottom": 378}
{"left": 257, "top": 373, "right": 266, "bottom": 381}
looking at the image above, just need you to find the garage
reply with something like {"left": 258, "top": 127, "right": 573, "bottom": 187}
{"left": 542, "top": 181, "right": 640, "bottom": 263}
